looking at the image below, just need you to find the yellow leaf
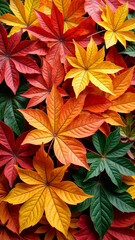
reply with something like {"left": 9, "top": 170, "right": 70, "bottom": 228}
{"left": 10, "top": 0, "right": 26, "bottom": 23}
{"left": 22, "top": 129, "right": 53, "bottom": 145}
{"left": 25, "top": 0, "right": 40, "bottom": 25}
{"left": 4, "top": 145, "right": 92, "bottom": 234}
{"left": 45, "top": 187, "right": 71, "bottom": 237}
{"left": 65, "top": 38, "right": 122, "bottom": 97}
{"left": 122, "top": 175, "right": 135, "bottom": 199}
{"left": 103, "top": 110, "right": 126, "bottom": 126}
{"left": 0, "top": 14, "right": 25, "bottom": 27}
{"left": 51, "top": 181, "right": 92, "bottom": 204}
{"left": 98, "top": 2, "right": 135, "bottom": 48}
{"left": 19, "top": 188, "right": 46, "bottom": 233}
{"left": 53, "top": 0, "right": 71, "bottom": 19}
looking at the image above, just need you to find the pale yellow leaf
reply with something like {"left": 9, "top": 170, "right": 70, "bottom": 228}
{"left": 104, "top": 31, "right": 117, "bottom": 49}
{"left": 87, "top": 37, "right": 98, "bottom": 64}
{"left": 72, "top": 71, "right": 89, "bottom": 98}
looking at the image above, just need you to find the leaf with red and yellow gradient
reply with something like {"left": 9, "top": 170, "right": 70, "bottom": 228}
{"left": 19, "top": 85, "right": 106, "bottom": 169}
{"left": 4, "top": 144, "right": 92, "bottom": 236}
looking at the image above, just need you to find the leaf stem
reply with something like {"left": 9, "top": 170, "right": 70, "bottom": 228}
{"left": 85, "top": 148, "right": 101, "bottom": 157}
{"left": 87, "top": 29, "right": 106, "bottom": 38}
{"left": 47, "top": 138, "right": 54, "bottom": 157}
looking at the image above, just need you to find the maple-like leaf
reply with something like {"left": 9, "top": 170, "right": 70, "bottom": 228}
{"left": 97, "top": 2, "right": 135, "bottom": 48}
{"left": 0, "top": 23, "right": 40, "bottom": 94}
{"left": 0, "top": 121, "right": 38, "bottom": 187}
{"left": 4, "top": 144, "right": 91, "bottom": 236}
{"left": 35, "top": 215, "right": 78, "bottom": 240}
{"left": 0, "top": 0, "right": 45, "bottom": 37}
{"left": 65, "top": 38, "right": 122, "bottom": 97}
{"left": 25, "top": 3, "right": 103, "bottom": 65}
{"left": 22, "top": 55, "right": 66, "bottom": 108}
{"left": 53, "top": 0, "right": 85, "bottom": 32}
{"left": 19, "top": 85, "right": 106, "bottom": 169}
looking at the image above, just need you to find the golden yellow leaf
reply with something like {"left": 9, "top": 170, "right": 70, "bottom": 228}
{"left": 4, "top": 145, "right": 91, "bottom": 235}
{"left": 98, "top": 2, "right": 135, "bottom": 48}
{"left": 65, "top": 38, "right": 122, "bottom": 97}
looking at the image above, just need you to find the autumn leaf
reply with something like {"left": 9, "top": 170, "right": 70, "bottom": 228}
{"left": 74, "top": 211, "right": 135, "bottom": 240}
{"left": 0, "top": 121, "right": 38, "bottom": 187}
{"left": 40, "top": 0, "right": 52, "bottom": 15}
{"left": 25, "top": 3, "right": 103, "bottom": 65}
{"left": 22, "top": 55, "right": 66, "bottom": 108}
{"left": 0, "top": 171, "right": 20, "bottom": 234}
{"left": 19, "top": 85, "right": 106, "bottom": 169}
{"left": 53, "top": 0, "right": 85, "bottom": 32}
{"left": 4, "top": 144, "right": 92, "bottom": 236}
{"left": 0, "top": 23, "right": 40, "bottom": 94}
{"left": 122, "top": 175, "right": 135, "bottom": 199}
{"left": 65, "top": 38, "right": 122, "bottom": 97}
{"left": 0, "top": 0, "right": 45, "bottom": 38}
{"left": 35, "top": 215, "right": 78, "bottom": 240}
{"left": 97, "top": 2, "right": 135, "bottom": 48}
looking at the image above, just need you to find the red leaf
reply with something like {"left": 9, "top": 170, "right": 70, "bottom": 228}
{"left": 0, "top": 121, "right": 38, "bottom": 187}
{"left": 26, "top": 3, "right": 103, "bottom": 66}
{"left": 0, "top": 23, "right": 40, "bottom": 94}
{"left": 22, "top": 55, "right": 66, "bottom": 108}
{"left": 118, "top": 0, "right": 135, "bottom": 10}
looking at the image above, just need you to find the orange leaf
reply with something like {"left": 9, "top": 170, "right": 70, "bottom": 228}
{"left": 19, "top": 85, "right": 106, "bottom": 169}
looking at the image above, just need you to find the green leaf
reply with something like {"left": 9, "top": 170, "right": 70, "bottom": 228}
{"left": 92, "top": 131, "right": 106, "bottom": 155}
{"left": 130, "top": 127, "right": 135, "bottom": 140}
{"left": 107, "top": 157, "right": 135, "bottom": 176}
{"left": 104, "top": 128, "right": 120, "bottom": 153}
{"left": 0, "top": 80, "right": 28, "bottom": 135}
{"left": 104, "top": 160, "right": 122, "bottom": 187}
{"left": 84, "top": 158, "right": 105, "bottom": 181}
{"left": 106, "top": 142, "right": 133, "bottom": 158}
{"left": 70, "top": 198, "right": 91, "bottom": 213}
{"left": 0, "top": 0, "right": 13, "bottom": 16}
{"left": 90, "top": 184, "right": 113, "bottom": 240}
{"left": 106, "top": 191, "right": 135, "bottom": 212}
{"left": 86, "top": 152, "right": 101, "bottom": 163}
{"left": 121, "top": 45, "right": 135, "bottom": 57}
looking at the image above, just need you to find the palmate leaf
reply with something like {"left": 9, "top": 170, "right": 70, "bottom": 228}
{"left": 25, "top": 2, "right": 103, "bottom": 65}
{"left": 97, "top": 2, "right": 135, "bottom": 48}
{"left": 22, "top": 55, "right": 66, "bottom": 108}
{"left": 65, "top": 38, "right": 122, "bottom": 97}
{"left": 0, "top": 23, "right": 40, "bottom": 94}
{"left": 0, "top": 121, "right": 38, "bottom": 187}
{"left": 85, "top": 129, "right": 135, "bottom": 186}
{"left": 4, "top": 144, "right": 91, "bottom": 236}
{"left": 0, "top": 0, "right": 45, "bottom": 37}
{"left": 19, "top": 85, "right": 106, "bottom": 169}
{"left": 0, "top": 80, "right": 28, "bottom": 135}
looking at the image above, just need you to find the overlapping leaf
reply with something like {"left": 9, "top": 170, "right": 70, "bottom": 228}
{"left": 65, "top": 38, "right": 122, "bottom": 97}
{"left": 22, "top": 55, "right": 66, "bottom": 108}
{"left": 85, "top": 129, "right": 135, "bottom": 187}
{"left": 4, "top": 144, "right": 91, "bottom": 236}
{"left": 25, "top": 2, "right": 103, "bottom": 65}
{"left": 0, "top": 0, "right": 45, "bottom": 37}
{"left": 97, "top": 2, "right": 135, "bottom": 48}
{"left": 0, "top": 80, "right": 28, "bottom": 135}
{"left": 35, "top": 215, "right": 78, "bottom": 240}
{"left": 0, "top": 121, "right": 38, "bottom": 187}
{"left": 19, "top": 85, "right": 106, "bottom": 169}
{"left": 0, "top": 23, "right": 40, "bottom": 93}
